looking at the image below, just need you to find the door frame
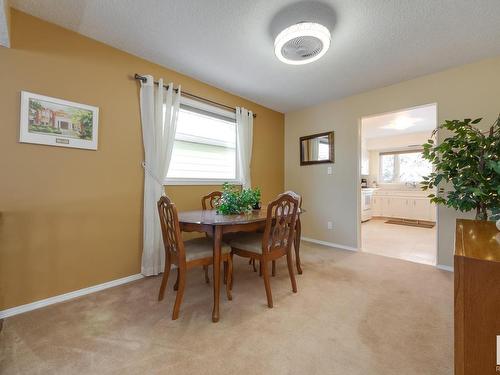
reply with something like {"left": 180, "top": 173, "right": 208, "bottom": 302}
{"left": 356, "top": 103, "right": 440, "bottom": 265}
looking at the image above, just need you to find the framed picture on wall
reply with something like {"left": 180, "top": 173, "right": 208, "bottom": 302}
{"left": 19, "top": 91, "right": 99, "bottom": 150}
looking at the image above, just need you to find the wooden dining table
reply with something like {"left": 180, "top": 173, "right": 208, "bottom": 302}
{"left": 177, "top": 209, "right": 302, "bottom": 322}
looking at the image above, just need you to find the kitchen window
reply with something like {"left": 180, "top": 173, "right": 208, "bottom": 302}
{"left": 165, "top": 98, "right": 239, "bottom": 185}
{"left": 379, "top": 150, "right": 432, "bottom": 183}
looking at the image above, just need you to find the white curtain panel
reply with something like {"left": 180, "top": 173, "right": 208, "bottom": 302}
{"left": 139, "top": 75, "right": 181, "bottom": 276}
{"left": 236, "top": 107, "right": 254, "bottom": 189}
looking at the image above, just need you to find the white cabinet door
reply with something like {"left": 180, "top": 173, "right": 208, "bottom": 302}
{"left": 390, "top": 197, "right": 406, "bottom": 218}
{"left": 400, "top": 197, "right": 415, "bottom": 219}
{"left": 413, "top": 198, "right": 431, "bottom": 221}
{"left": 381, "top": 197, "right": 391, "bottom": 217}
{"left": 372, "top": 196, "right": 381, "bottom": 216}
{"left": 403, "top": 198, "right": 415, "bottom": 219}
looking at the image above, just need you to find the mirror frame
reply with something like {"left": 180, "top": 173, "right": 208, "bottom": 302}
{"left": 299, "top": 131, "right": 335, "bottom": 166}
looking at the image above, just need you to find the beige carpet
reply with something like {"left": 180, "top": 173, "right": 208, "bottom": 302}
{"left": 0, "top": 243, "right": 453, "bottom": 374}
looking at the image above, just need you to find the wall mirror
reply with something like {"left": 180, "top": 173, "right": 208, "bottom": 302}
{"left": 299, "top": 131, "right": 334, "bottom": 166}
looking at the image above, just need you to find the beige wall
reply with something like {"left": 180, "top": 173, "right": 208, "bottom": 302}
{"left": 0, "top": 10, "right": 284, "bottom": 310}
{"left": 285, "top": 56, "right": 500, "bottom": 267}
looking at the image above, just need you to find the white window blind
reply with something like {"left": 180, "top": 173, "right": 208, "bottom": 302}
{"left": 318, "top": 141, "right": 330, "bottom": 160}
{"left": 166, "top": 100, "right": 238, "bottom": 184}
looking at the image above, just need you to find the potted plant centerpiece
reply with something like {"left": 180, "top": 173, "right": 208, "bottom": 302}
{"left": 421, "top": 115, "right": 500, "bottom": 221}
{"left": 216, "top": 183, "right": 261, "bottom": 215}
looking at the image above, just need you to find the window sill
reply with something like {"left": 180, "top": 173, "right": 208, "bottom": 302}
{"left": 164, "top": 178, "right": 242, "bottom": 186}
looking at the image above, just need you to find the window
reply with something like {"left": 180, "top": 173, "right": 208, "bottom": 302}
{"left": 318, "top": 140, "right": 330, "bottom": 160}
{"left": 379, "top": 150, "right": 432, "bottom": 183}
{"left": 166, "top": 98, "right": 239, "bottom": 184}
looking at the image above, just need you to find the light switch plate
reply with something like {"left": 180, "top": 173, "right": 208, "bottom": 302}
{"left": 327, "top": 166, "right": 332, "bottom": 175}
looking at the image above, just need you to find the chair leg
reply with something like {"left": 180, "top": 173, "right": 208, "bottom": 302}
{"left": 173, "top": 268, "right": 179, "bottom": 291}
{"left": 295, "top": 219, "right": 303, "bottom": 274}
{"left": 226, "top": 258, "right": 233, "bottom": 301}
{"left": 172, "top": 267, "right": 186, "bottom": 320}
{"left": 259, "top": 260, "right": 262, "bottom": 277}
{"left": 286, "top": 250, "right": 298, "bottom": 293}
{"left": 203, "top": 265, "right": 210, "bottom": 284}
{"left": 252, "top": 258, "right": 257, "bottom": 272}
{"left": 158, "top": 255, "right": 171, "bottom": 301}
{"left": 229, "top": 253, "right": 234, "bottom": 291}
{"left": 223, "top": 261, "right": 227, "bottom": 285}
{"left": 261, "top": 259, "right": 273, "bottom": 308}
{"left": 272, "top": 260, "right": 276, "bottom": 277}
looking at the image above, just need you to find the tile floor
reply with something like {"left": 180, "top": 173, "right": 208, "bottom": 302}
{"left": 361, "top": 218, "right": 437, "bottom": 265}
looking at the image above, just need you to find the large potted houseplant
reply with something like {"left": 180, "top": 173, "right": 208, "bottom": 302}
{"left": 421, "top": 115, "right": 500, "bottom": 220}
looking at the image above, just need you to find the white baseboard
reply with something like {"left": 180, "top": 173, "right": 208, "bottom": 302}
{"left": 0, "top": 273, "right": 144, "bottom": 319}
{"left": 436, "top": 264, "right": 454, "bottom": 272}
{"left": 301, "top": 237, "right": 358, "bottom": 252}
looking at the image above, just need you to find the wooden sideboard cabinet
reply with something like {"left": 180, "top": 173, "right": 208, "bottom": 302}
{"left": 454, "top": 219, "right": 500, "bottom": 375}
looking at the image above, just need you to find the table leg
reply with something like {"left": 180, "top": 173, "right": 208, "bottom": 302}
{"left": 295, "top": 218, "right": 303, "bottom": 274}
{"left": 212, "top": 225, "right": 222, "bottom": 322}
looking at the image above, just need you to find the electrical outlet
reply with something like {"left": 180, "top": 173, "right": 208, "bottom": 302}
{"left": 327, "top": 166, "right": 333, "bottom": 175}
{"left": 327, "top": 221, "right": 333, "bottom": 230}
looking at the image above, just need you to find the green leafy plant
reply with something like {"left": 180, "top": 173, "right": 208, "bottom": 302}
{"left": 216, "top": 183, "right": 261, "bottom": 215}
{"left": 421, "top": 115, "right": 500, "bottom": 220}
{"left": 71, "top": 109, "right": 93, "bottom": 140}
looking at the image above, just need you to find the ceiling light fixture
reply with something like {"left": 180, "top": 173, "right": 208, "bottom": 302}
{"left": 274, "top": 22, "right": 331, "bottom": 65}
{"left": 381, "top": 116, "right": 423, "bottom": 130}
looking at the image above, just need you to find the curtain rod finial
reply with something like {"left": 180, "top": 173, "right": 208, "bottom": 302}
{"left": 134, "top": 73, "right": 147, "bottom": 83}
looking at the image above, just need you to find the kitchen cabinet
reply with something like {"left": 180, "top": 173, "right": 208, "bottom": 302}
{"left": 372, "top": 195, "right": 381, "bottom": 216}
{"left": 391, "top": 197, "right": 407, "bottom": 218}
{"left": 371, "top": 191, "right": 436, "bottom": 222}
{"left": 379, "top": 196, "right": 392, "bottom": 217}
{"left": 413, "top": 198, "right": 431, "bottom": 220}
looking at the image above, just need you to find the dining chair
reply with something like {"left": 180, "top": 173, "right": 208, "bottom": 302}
{"left": 201, "top": 191, "right": 235, "bottom": 284}
{"left": 229, "top": 193, "right": 299, "bottom": 308}
{"left": 201, "top": 191, "right": 222, "bottom": 210}
{"left": 158, "top": 195, "right": 233, "bottom": 320}
{"left": 252, "top": 190, "right": 303, "bottom": 277}
{"left": 279, "top": 190, "right": 303, "bottom": 275}
{"left": 201, "top": 191, "right": 222, "bottom": 282}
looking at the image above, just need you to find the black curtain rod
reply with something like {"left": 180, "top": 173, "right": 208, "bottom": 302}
{"left": 134, "top": 74, "right": 257, "bottom": 118}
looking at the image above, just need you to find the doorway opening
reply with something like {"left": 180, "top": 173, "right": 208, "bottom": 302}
{"left": 359, "top": 103, "right": 438, "bottom": 265}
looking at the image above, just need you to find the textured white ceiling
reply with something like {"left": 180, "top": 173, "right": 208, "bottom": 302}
{"left": 362, "top": 104, "right": 436, "bottom": 139}
{"left": 10, "top": 0, "right": 500, "bottom": 113}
